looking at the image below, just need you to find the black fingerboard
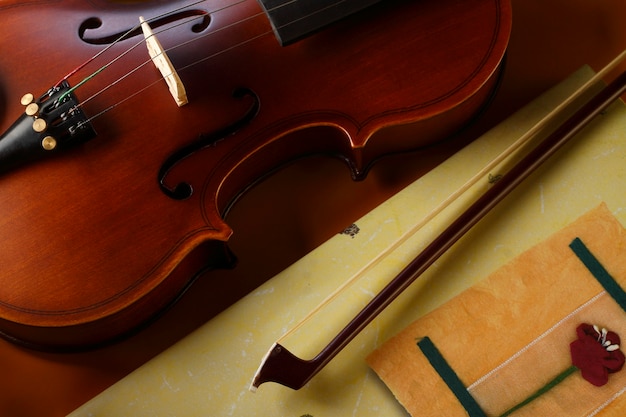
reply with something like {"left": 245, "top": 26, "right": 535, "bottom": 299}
{"left": 258, "top": 0, "right": 383, "bottom": 46}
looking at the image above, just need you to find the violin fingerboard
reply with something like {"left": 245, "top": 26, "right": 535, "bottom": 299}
{"left": 258, "top": 0, "right": 383, "bottom": 46}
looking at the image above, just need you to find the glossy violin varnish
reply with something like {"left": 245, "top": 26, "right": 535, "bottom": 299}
{"left": 0, "top": 0, "right": 510, "bottom": 350}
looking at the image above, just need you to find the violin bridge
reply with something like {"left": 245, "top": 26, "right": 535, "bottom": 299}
{"left": 140, "top": 16, "right": 188, "bottom": 107}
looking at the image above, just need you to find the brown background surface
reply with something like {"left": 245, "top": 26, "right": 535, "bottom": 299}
{"left": 1, "top": 1, "right": 625, "bottom": 416}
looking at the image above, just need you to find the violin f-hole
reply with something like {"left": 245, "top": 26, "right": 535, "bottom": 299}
{"left": 78, "top": 10, "right": 211, "bottom": 46}
{"left": 158, "top": 87, "right": 260, "bottom": 200}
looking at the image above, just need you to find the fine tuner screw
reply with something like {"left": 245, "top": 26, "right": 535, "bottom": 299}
{"left": 41, "top": 136, "right": 57, "bottom": 151}
{"left": 21, "top": 92, "right": 48, "bottom": 133}
{"left": 32, "top": 118, "right": 47, "bottom": 133}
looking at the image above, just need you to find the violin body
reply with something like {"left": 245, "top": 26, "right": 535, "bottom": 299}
{"left": 0, "top": 0, "right": 510, "bottom": 349}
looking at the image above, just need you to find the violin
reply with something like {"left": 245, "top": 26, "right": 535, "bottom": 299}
{"left": 0, "top": 0, "right": 510, "bottom": 350}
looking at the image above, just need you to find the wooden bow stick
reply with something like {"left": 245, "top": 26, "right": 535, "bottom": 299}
{"left": 251, "top": 50, "right": 626, "bottom": 391}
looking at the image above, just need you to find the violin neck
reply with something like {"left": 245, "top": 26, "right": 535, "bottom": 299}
{"left": 258, "top": 0, "right": 383, "bottom": 46}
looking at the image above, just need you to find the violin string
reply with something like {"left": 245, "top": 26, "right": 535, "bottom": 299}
{"left": 59, "top": 38, "right": 150, "bottom": 103}
{"left": 57, "top": 0, "right": 215, "bottom": 87}
{"left": 152, "top": 15, "right": 271, "bottom": 71}
{"left": 78, "top": 29, "right": 273, "bottom": 126}
{"left": 62, "top": 0, "right": 263, "bottom": 108}
{"left": 74, "top": 7, "right": 268, "bottom": 113}
{"left": 69, "top": 0, "right": 354, "bottom": 121}
{"left": 155, "top": 0, "right": 356, "bottom": 70}
{"left": 79, "top": 4, "right": 304, "bottom": 125}
{"left": 59, "top": 1, "right": 245, "bottom": 103}
{"left": 70, "top": 14, "right": 212, "bottom": 108}
{"left": 173, "top": 0, "right": 356, "bottom": 70}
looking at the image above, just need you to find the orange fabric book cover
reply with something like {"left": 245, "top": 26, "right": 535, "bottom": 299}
{"left": 367, "top": 204, "right": 626, "bottom": 416}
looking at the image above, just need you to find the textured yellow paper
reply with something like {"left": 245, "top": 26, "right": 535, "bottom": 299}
{"left": 69, "top": 68, "right": 626, "bottom": 417}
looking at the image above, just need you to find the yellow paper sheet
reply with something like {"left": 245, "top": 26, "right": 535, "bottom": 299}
{"left": 69, "top": 67, "right": 626, "bottom": 416}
